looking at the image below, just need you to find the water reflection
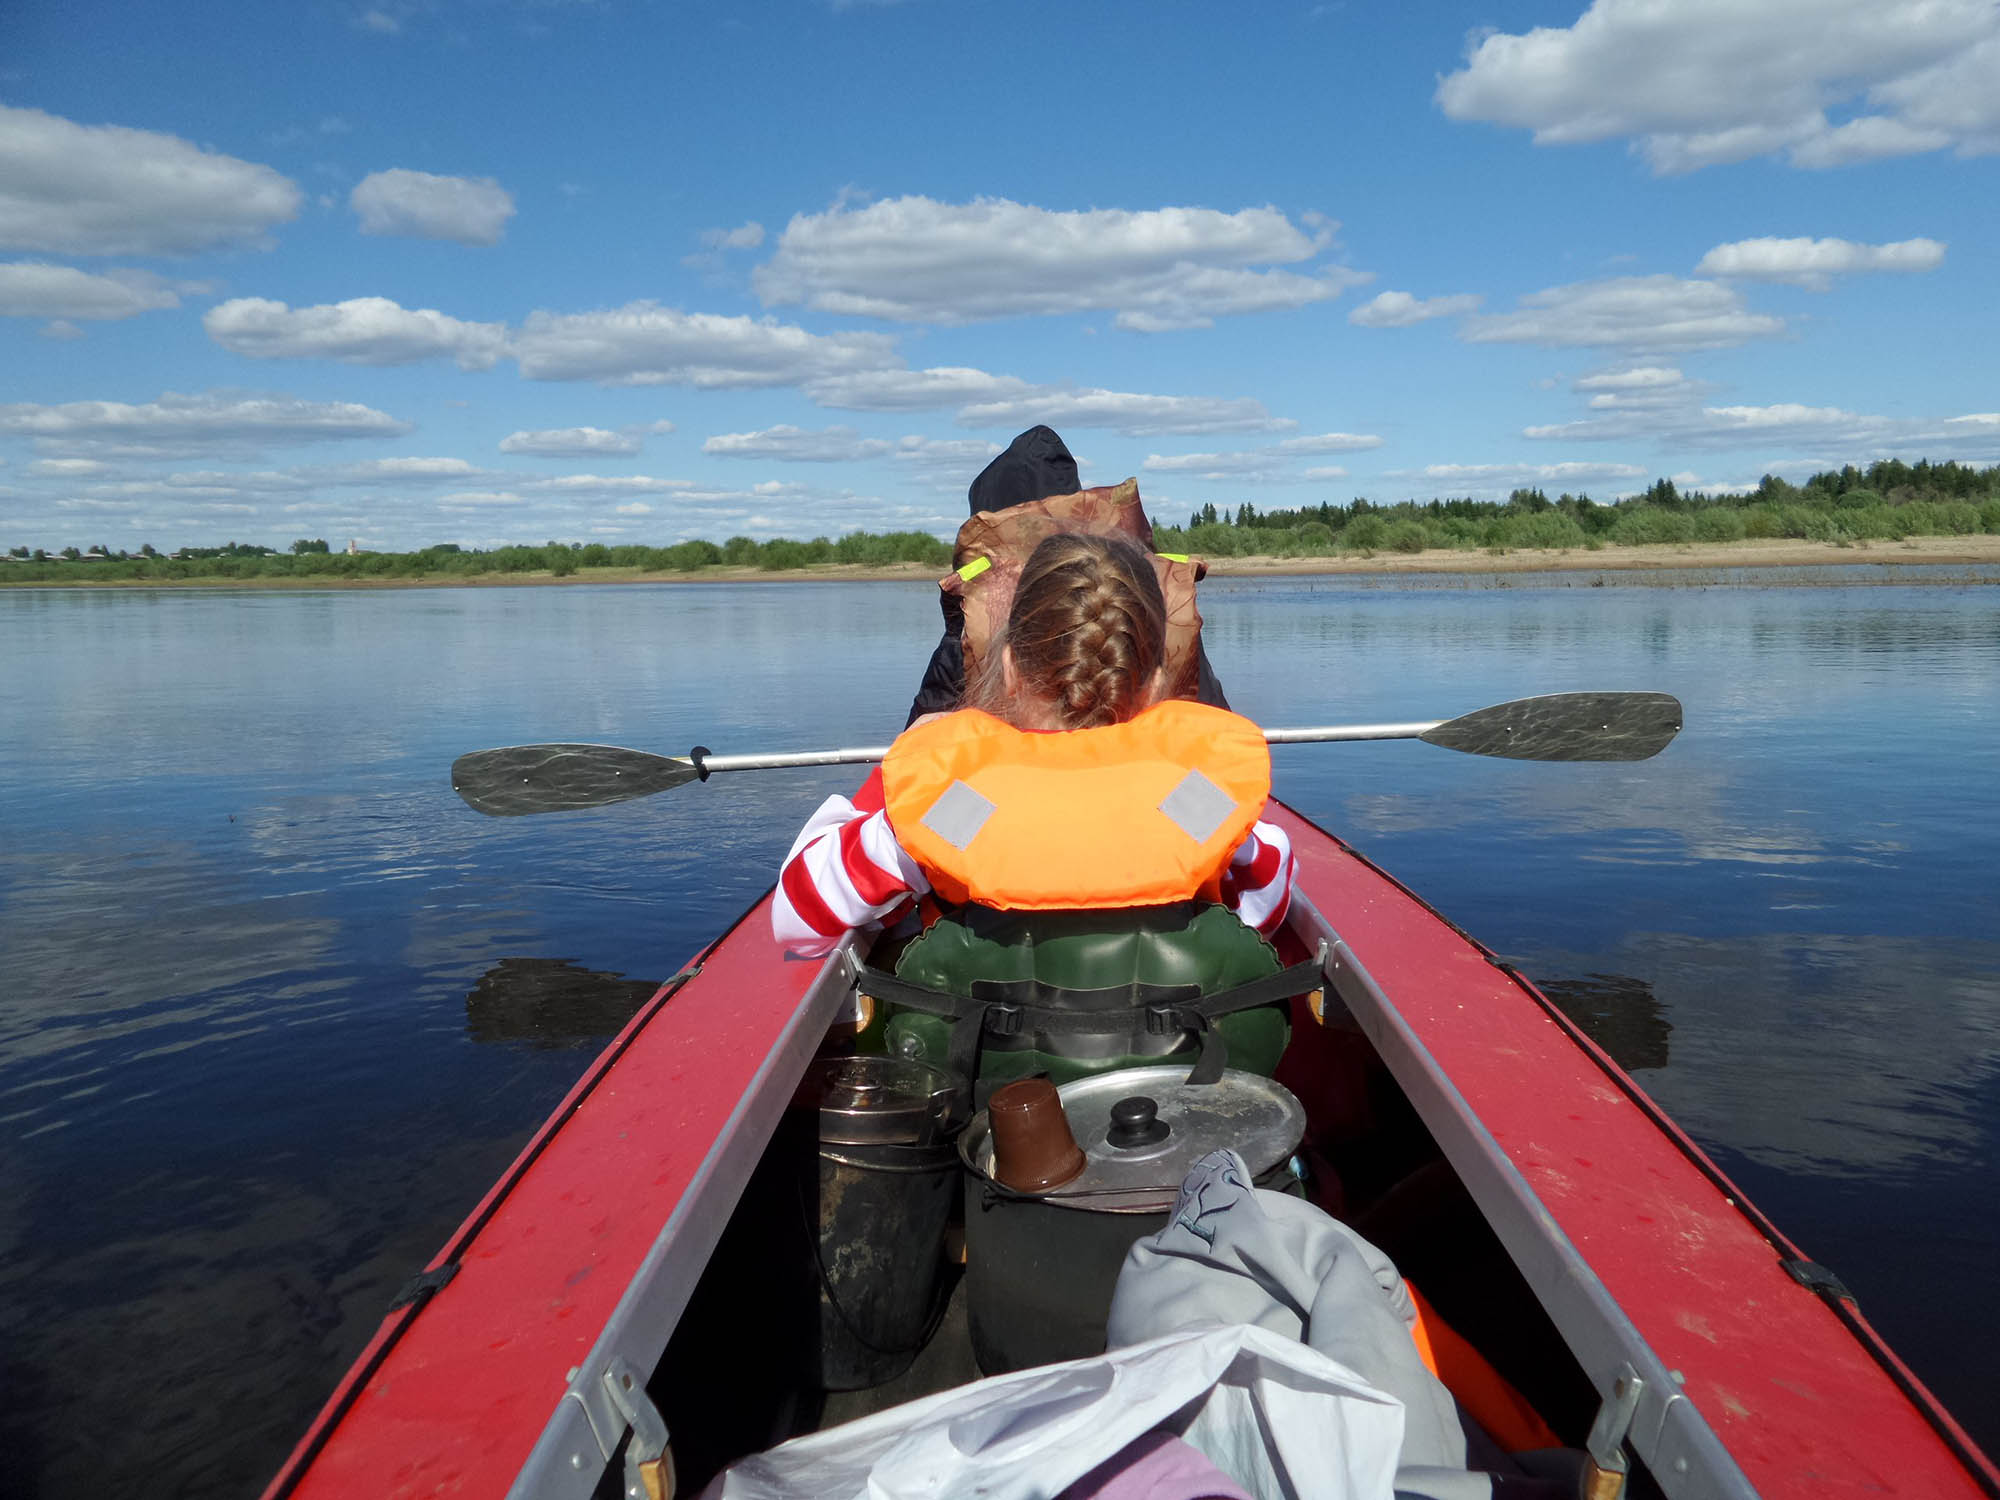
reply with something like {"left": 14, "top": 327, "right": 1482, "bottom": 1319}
{"left": 4, "top": 577, "right": 1999, "bottom": 1489}
{"left": 463, "top": 957, "right": 657, "bottom": 1048}
{"left": 1533, "top": 972, "right": 1672, "bottom": 1073}
{"left": 1520, "top": 933, "right": 2000, "bottom": 1179}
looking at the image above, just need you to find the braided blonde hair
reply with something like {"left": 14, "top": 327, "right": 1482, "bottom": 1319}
{"left": 963, "top": 533, "right": 1168, "bottom": 730}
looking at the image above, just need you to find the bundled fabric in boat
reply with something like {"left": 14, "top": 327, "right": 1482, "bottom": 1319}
{"left": 942, "top": 478, "right": 1208, "bottom": 700}
{"left": 1109, "top": 1151, "right": 1566, "bottom": 1500}
{"left": 696, "top": 1321, "right": 1403, "bottom": 1500}
{"left": 882, "top": 699, "right": 1269, "bottom": 910}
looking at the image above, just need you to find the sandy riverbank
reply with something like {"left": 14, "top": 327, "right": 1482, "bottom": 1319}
{"left": 8, "top": 533, "right": 2000, "bottom": 588}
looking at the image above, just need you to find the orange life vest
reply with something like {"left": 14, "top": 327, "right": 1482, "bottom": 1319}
{"left": 941, "top": 479, "right": 1208, "bottom": 699}
{"left": 881, "top": 699, "right": 1270, "bottom": 911}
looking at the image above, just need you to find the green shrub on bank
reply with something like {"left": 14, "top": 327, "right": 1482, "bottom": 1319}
{"left": 1502, "top": 512, "right": 1589, "bottom": 551}
{"left": 11, "top": 460, "right": 2000, "bottom": 585}
{"left": 1611, "top": 506, "right": 1697, "bottom": 545}
{"left": 1691, "top": 508, "right": 1746, "bottom": 543}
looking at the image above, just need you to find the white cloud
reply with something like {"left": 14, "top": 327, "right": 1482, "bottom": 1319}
{"left": 1435, "top": 0, "right": 2000, "bottom": 173}
{"left": 439, "top": 490, "right": 529, "bottom": 510}
{"left": 1524, "top": 391, "right": 2000, "bottom": 460}
{"left": 1699, "top": 403, "right": 1877, "bottom": 438}
{"left": 1786, "top": 116, "right": 1955, "bottom": 168}
{"left": 1866, "top": 31, "right": 2000, "bottom": 156}
{"left": 0, "top": 391, "right": 412, "bottom": 458}
{"left": 704, "top": 425, "right": 895, "bottom": 462}
{"left": 39, "top": 319, "right": 85, "bottom": 341}
{"left": 500, "top": 427, "right": 643, "bottom": 457}
{"left": 1276, "top": 432, "right": 1384, "bottom": 454}
{"left": 1575, "top": 366, "right": 1686, "bottom": 392}
{"left": 0, "top": 263, "right": 194, "bottom": 320}
{"left": 958, "top": 387, "right": 1296, "bottom": 438}
{"left": 324, "top": 457, "right": 482, "bottom": 483}
{"left": 1141, "top": 434, "right": 1380, "bottom": 482}
{"left": 804, "top": 365, "right": 1030, "bottom": 412}
{"left": 358, "top": 9, "right": 401, "bottom": 33}
{"left": 756, "top": 195, "right": 1366, "bottom": 330}
{"left": 0, "top": 105, "right": 300, "bottom": 255}
{"left": 515, "top": 473, "right": 696, "bottom": 495}
{"left": 514, "top": 302, "right": 897, "bottom": 387}
{"left": 1348, "top": 290, "right": 1482, "bottom": 327}
{"left": 889, "top": 436, "right": 1005, "bottom": 487}
{"left": 204, "top": 296, "right": 510, "bottom": 370}
{"left": 1694, "top": 236, "right": 1946, "bottom": 289}
{"left": 1461, "top": 276, "right": 1786, "bottom": 352}
{"left": 350, "top": 169, "right": 516, "bottom": 246}
{"left": 1386, "top": 461, "right": 1649, "bottom": 496}
{"left": 26, "top": 458, "right": 113, "bottom": 477}
{"left": 701, "top": 221, "right": 765, "bottom": 250}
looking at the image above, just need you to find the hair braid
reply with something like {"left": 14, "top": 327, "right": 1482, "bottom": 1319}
{"left": 964, "top": 533, "right": 1168, "bottom": 730}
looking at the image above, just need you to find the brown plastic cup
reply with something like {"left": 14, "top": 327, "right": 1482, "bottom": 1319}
{"left": 987, "top": 1078, "right": 1086, "bottom": 1192}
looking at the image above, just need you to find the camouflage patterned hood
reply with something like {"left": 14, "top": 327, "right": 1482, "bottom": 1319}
{"left": 941, "top": 479, "right": 1208, "bottom": 699}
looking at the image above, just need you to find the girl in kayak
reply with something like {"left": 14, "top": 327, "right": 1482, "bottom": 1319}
{"left": 773, "top": 533, "right": 1292, "bottom": 954}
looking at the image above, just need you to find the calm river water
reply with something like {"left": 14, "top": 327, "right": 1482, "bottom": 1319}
{"left": 2, "top": 571, "right": 1997, "bottom": 1497}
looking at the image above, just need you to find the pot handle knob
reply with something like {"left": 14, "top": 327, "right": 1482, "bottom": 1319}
{"left": 1107, "top": 1095, "right": 1170, "bottom": 1149}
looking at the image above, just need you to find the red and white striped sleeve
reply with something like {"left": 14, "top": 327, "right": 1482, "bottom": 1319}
{"left": 771, "top": 794, "right": 932, "bottom": 955}
{"left": 1220, "top": 819, "right": 1295, "bottom": 936}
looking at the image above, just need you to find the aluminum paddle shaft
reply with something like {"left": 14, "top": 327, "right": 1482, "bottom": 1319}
{"left": 451, "top": 691, "right": 1681, "bottom": 817}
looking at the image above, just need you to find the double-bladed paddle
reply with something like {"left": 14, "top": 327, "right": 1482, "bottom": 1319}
{"left": 451, "top": 690, "right": 1681, "bottom": 818}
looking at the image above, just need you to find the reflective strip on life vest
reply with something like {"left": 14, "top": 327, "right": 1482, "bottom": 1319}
{"left": 882, "top": 699, "right": 1270, "bottom": 911}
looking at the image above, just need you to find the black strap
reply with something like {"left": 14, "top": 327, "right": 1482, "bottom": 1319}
{"left": 388, "top": 1262, "right": 460, "bottom": 1311}
{"left": 855, "top": 951, "right": 1324, "bottom": 1084}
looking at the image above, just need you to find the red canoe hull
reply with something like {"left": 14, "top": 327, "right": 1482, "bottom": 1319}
{"left": 263, "top": 798, "right": 1997, "bottom": 1500}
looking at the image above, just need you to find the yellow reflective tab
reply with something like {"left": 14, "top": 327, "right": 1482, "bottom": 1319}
{"left": 957, "top": 556, "right": 992, "bottom": 582}
{"left": 1156, "top": 552, "right": 1190, "bottom": 563}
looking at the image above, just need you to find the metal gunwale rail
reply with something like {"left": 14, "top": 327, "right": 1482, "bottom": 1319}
{"left": 503, "top": 932, "right": 867, "bottom": 1499}
{"left": 1286, "top": 885, "right": 1756, "bottom": 1500}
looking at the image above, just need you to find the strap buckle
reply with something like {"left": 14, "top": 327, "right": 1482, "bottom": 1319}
{"left": 984, "top": 1002, "right": 1024, "bottom": 1038}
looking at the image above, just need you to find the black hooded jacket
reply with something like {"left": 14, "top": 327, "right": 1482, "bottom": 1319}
{"left": 903, "top": 426, "right": 1227, "bottom": 723}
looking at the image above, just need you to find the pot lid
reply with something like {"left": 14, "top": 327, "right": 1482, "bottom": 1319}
{"left": 964, "top": 1066, "right": 1304, "bottom": 1212}
{"left": 800, "top": 1055, "right": 966, "bottom": 1146}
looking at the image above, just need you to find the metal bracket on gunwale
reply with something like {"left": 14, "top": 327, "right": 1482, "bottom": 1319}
{"left": 1584, "top": 1364, "right": 1643, "bottom": 1498}
{"left": 603, "top": 1357, "right": 675, "bottom": 1500}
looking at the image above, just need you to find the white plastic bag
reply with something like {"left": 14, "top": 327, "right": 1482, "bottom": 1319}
{"left": 699, "top": 1322, "right": 1403, "bottom": 1500}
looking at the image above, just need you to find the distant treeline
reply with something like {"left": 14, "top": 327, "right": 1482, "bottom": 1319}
{"left": 6, "top": 460, "right": 1998, "bottom": 583}
{"left": 0, "top": 530, "right": 954, "bottom": 583}
{"left": 1151, "top": 459, "right": 2000, "bottom": 559}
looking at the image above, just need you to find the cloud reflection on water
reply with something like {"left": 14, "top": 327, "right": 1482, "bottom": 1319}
{"left": 1527, "top": 931, "right": 2000, "bottom": 1179}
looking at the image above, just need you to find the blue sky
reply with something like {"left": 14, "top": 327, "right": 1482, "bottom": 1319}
{"left": 2, "top": 0, "right": 1996, "bottom": 552}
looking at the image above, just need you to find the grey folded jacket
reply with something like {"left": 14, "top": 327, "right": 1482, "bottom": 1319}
{"left": 1106, "top": 1149, "right": 1502, "bottom": 1500}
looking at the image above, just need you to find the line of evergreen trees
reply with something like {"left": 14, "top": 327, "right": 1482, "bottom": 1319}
{"left": 6, "top": 460, "right": 1997, "bottom": 583}
{"left": 0, "top": 530, "right": 953, "bottom": 583}
{"left": 1155, "top": 460, "right": 2000, "bottom": 559}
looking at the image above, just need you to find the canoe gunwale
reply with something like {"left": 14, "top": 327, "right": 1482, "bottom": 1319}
{"left": 1291, "top": 886, "right": 1754, "bottom": 1499}
{"left": 1293, "top": 812, "right": 2000, "bottom": 1497}
{"left": 505, "top": 930, "right": 868, "bottom": 1500}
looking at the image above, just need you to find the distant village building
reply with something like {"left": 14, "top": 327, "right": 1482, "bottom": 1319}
{"left": 347, "top": 539, "right": 360, "bottom": 555}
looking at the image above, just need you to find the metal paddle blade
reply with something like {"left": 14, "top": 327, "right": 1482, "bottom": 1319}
{"left": 1419, "top": 691, "right": 1683, "bottom": 762}
{"left": 451, "top": 743, "right": 698, "bottom": 816}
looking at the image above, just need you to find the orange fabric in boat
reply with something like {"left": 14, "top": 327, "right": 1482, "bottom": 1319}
{"left": 882, "top": 700, "right": 1269, "bottom": 910}
{"left": 1406, "top": 1282, "right": 1564, "bottom": 1454}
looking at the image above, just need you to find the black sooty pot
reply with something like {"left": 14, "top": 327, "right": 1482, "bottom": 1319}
{"left": 957, "top": 1065, "right": 1304, "bottom": 1374}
